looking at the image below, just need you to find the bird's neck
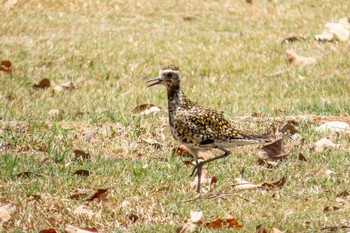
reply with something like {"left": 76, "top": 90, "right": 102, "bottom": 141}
{"left": 167, "top": 84, "right": 193, "bottom": 109}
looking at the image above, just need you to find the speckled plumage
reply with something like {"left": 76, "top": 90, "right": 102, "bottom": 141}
{"left": 147, "top": 65, "right": 267, "bottom": 194}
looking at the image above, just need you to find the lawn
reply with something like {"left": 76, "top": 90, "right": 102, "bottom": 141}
{"left": 1, "top": 0, "right": 350, "bottom": 232}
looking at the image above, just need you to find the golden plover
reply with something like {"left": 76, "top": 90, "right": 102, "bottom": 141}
{"left": 147, "top": 65, "right": 268, "bottom": 194}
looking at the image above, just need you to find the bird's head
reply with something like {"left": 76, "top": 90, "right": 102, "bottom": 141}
{"left": 147, "top": 65, "right": 181, "bottom": 89}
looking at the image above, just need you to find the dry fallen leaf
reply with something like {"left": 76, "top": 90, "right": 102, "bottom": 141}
{"left": 176, "top": 144, "right": 192, "bottom": 156}
{"left": 258, "top": 139, "right": 289, "bottom": 163}
{"left": 261, "top": 176, "right": 287, "bottom": 188}
{"left": 32, "top": 78, "right": 50, "bottom": 89}
{"left": 73, "top": 149, "right": 91, "bottom": 160}
{"left": 0, "top": 60, "right": 12, "bottom": 73}
{"left": 313, "top": 137, "right": 342, "bottom": 152}
{"left": 53, "top": 81, "right": 76, "bottom": 92}
{"left": 315, "top": 17, "right": 350, "bottom": 42}
{"left": 0, "top": 203, "right": 16, "bottom": 223}
{"left": 281, "top": 36, "right": 305, "bottom": 43}
{"left": 73, "top": 204, "right": 94, "bottom": 217}
{"left": 69, "top": 188, "right": 92, "bottom": 200}
{"left": 206, "top": 216, "right": 242, "bottom": 230}
{"left": 315, "top": 121, "right": 350, "bottom": 134}
{"left": 256, "top": 224, "right": 284, "bottom": 233}
{"left": 285, "top": 49, "right": 316, "bottom": 68}
{"left": 132, "top": 104, "right": 160, "bottom": 116}
{"left": 15, "top": 171, "right": 42, "bottom": 178}
{"left": 177, "top": 210, "right": 203, "bottom": 233}
{"left": 190, "top": 210, "right": 203, "bottom": 223}
{"left": 39, "top": 229, "right": 57, "bottom": 233}
{"left": 183, "top": 16, "right": 197, "bottom": 21}
{"left": 233, "top": 176, "right": 286, "bottom": 190}
{"left": 72, "top": 169, "right": 91, "bottom": 177}
{"left": 298, "top": 153, "right": 307, "bottom": 162}
{"left": 178, "top": 210, "right": 242, "bottom": 232}
{"left": 85, "top": 189, "right": 108, "bottom": 201}
{"left": 280, "top": 121, "right": 298, "bottom": 135}
{"left": 321, "top": 225, "right": 350, "bottom": 232}
{"left": 128, "top": 213, "right": 139, "bottom": 223}
{"left": 232, "top": 178, "right": 261, "bottom": 190}
{"left": 323, "top": 206, "right": 340, "bottom": 212}
{"left": 65, "top": 225, "right": 98, "bottom": 233}
{"left": 141, "top": 138, "right": 162, "bottom": 148}
{"left": 176, "top": 222, "right": 197, "bottom": 233}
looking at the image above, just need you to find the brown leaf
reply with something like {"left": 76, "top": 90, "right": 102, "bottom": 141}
{"left": 258, "top": 139, "right": 289, "bottom": 162}
{"left": 206, "top": 216, "right": 242, "bottom": 230}
{"left": 65, "top": 225, "right": 98, "bottom": 233}
{"left": 85, "top": 188, "right": 108, "bottom": 201}
{"left": 27, "top": 194, "right": 41, "bottom": 201}
{"left": 313, "top": 137, "right": 341, "bottom": 152}
{"left": 280, "top": 121, "right": 298, "bottom": 135}
{"left": 53, "top": 81, "right": 76, "bottom": 92}
{"left": 321, "top": 225, "right": 350, "bottom": 232}
{"left": 69, "top": 188, "right": 91, "bottom": 200}
{"left": 256, "top": 224, "right": 284, "bottom": 233}
{"left": 32, "top": 78, "right": 50, "bottom": 89}
{"left": 260, "top": 176, "right": 286, "bottom": 189}
{"left": 0, "top": 203, "right": 16, "bottom": 223}
{"left": 281, "top": 36, "right": 305, "bottom": 43}
{"left": 323, "top": 206, "right": 340, "bottom": 212}
{"left": 72, "top": 170, "right": 91, "bottom": 177}
{"left": 233, "top": 177, "right": 286, "bottom": 190}
{"left": 15, "top": 171, "right": 42, "bottom": 178}
{"left": 39, "top": 229, "right": 57, "bottom": 233}
{"left": 0, "top": 60, "right": 12, "bottom": 73}
{"left": 176, "top": 144, "right": 192, "bottom": 156}
{"left": 315, "top": 18, "right": 350, "bottom": 42}
{"left": 232, "top": 178, "right": 261, "bottom": 190}
{"left": 285, "top": 49, "right": 316, "bottom": 67}
{"left": 315, "top": 121, "right": 350, "bottom": 133}
{"left": 73, "top": 149, "right": 91, "bottom": 160}
{"left": 128, "top": 213, "right": 139, "bottom": 223}
{"left": 132, "top": 104, "right": 160, "bottom": 116}
{"left": 183, "top": 16, "right": 197, "bottom": 21}
{"left": 298, "top": 153, "right": 307, "bottom": 162}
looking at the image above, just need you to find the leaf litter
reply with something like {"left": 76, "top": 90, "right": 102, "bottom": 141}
{"left": 285, "top": 49, "right": 316, "bottom": 68}
{"left": 257, "top": 139, "right": 289, "bottom": 163}
{"left": 177, "top": 210, "right": 242, "bottom": 232}
{"left": 0, "top": 60, "right": 12, "bottom": 73}
{"left": 232, "top": 176, "right": 286, "bottom": 190}
{"left": 132, "top": 104, "right": 161, "bottom": 116}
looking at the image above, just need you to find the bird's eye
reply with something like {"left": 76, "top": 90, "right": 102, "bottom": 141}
{"left": 166, "top": 73, "right": 173, "bottom": 78}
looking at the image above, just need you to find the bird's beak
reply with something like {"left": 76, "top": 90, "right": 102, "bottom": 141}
{"left": 146, "top": 76, "right": 162, "bottom": 87}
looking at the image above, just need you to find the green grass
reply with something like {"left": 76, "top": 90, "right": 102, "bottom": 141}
{"left": 1, "top": 0, "right": 350, "bottom": 232}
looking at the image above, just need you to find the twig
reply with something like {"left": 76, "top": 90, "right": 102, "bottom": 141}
{"left": 180, "top": 192, "right": 251, "bottom": 203}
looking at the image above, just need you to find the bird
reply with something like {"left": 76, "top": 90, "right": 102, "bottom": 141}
{"left": 147, "top": 64, "right": 269, "bottom": 194}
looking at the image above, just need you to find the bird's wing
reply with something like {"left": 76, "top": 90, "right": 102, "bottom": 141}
{"left": 176, "top": 107, "right": 250, "bottom": 142}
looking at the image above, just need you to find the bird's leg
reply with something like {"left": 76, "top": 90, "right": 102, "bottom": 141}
{"left": 195, "top": 162, "right": 203, "bottom": 194}
{"left": 189, "top": 148, "right": 231, "bottom": 194}
{"left": 187, "top": 148, "right": 199, "bottom": 177}
{"left": 192, "top": 148, "right": 231, "bottom": 175}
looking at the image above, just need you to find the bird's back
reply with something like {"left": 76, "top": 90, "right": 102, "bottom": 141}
{"left": 172, "top": 98, "right": 265, "bottom": 149}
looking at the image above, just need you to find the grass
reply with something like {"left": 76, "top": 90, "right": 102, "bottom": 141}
{"left": 1, "top": 0, "right": 350, "bottom": 232}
